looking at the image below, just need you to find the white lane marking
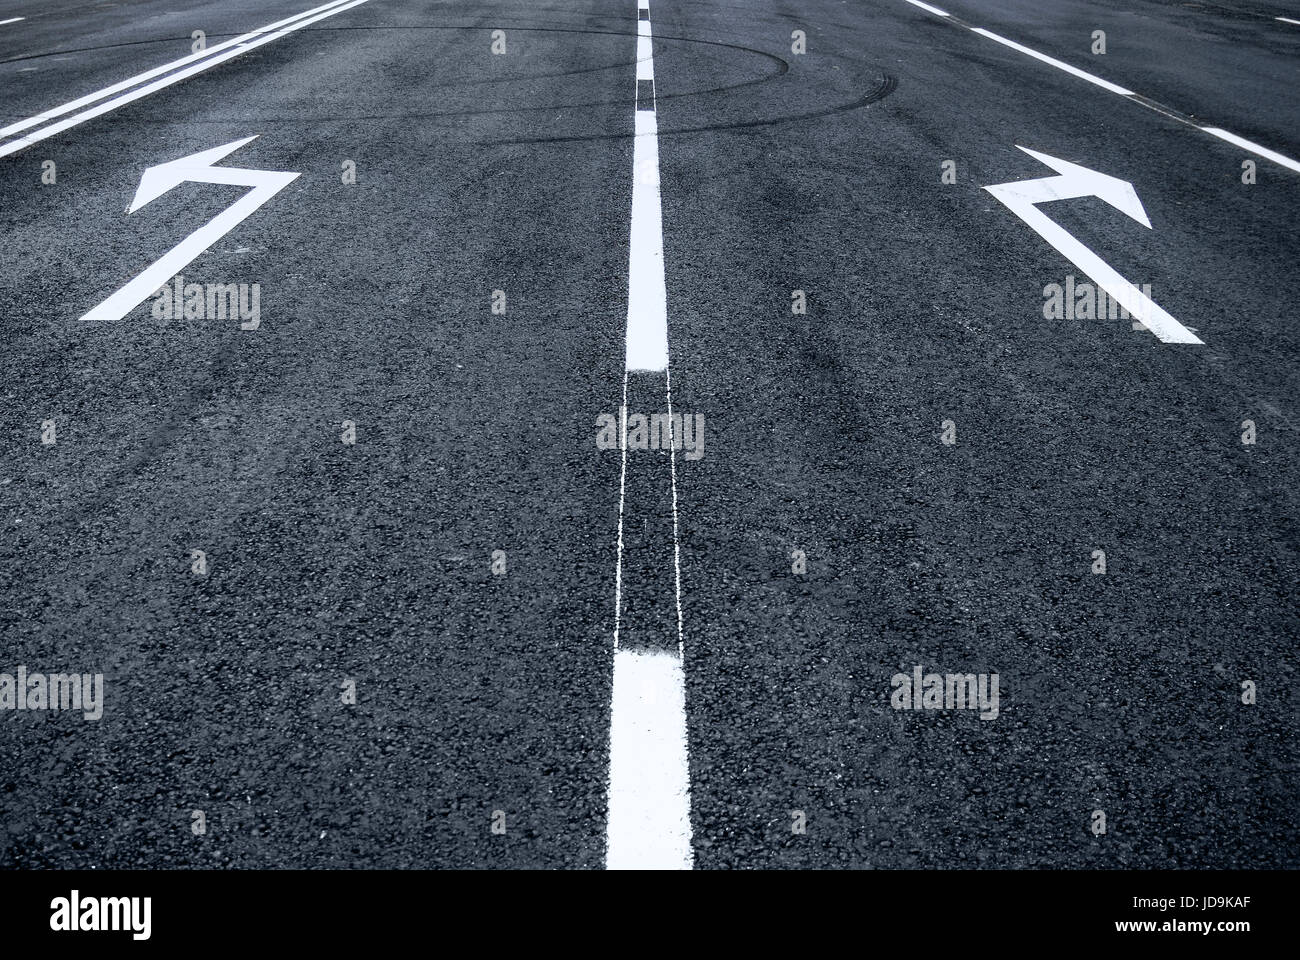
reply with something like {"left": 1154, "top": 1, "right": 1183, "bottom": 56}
{"left": 901, "top": 3, "right": 1300, "bottom": 175}
{"left": 1277, "top": 17, "right": 1300, "bottom": 26}
{"left": 613, "top": 388, "right": 630, "bottom": 651}
{"left": 0, "top": 17, "right": 26, "bottom": 25}
{"left": 985, "top": 145, "right": 1202, "bottom": 345}
{"left": 0, "top": 0, "right": 367, "bottom": 158}
{"left": 80, "top": 136, "right": 299, "bottom": 323}
{"left": 606, "top": 649, "right": 693, "bottom": 870}
{"left": 665, "top": 366, "right": 685, "bottom": 658}
{"left": 1201, "top": 126, "right": 1300, "bottom": 175}
{"left": 625, "top": 12, "right": 668, "bottom": 372}
{"left": 625, "top": 109, "right": 668, "bottom": 370}
{"left": 903, "top": 0, "right": 949, "bottom": 16}
{"left": 627, "top": 18, "right": 663, "bottom": 368}
{"left": 0, "top": 0, "right": 351, "bottom": 141}
{"left": 607, "top": 0, "right": 692, "bottom": 872}
{"left": 970, "top": 27, "right": 1134, "bottom": 95}
{"left": 636, "top": 18, "right": 653, "bottom": 80}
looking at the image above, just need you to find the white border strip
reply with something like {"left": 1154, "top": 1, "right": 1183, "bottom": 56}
{"left": 1, "top": 0, "right": 351, "bottom": 140}
{"left": 0, "top": 0, "right": 368, "bottom": 158}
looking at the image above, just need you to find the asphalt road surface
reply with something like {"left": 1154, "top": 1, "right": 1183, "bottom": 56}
{"left": 1, "top": 0, "right": 1297, "bottom": 870}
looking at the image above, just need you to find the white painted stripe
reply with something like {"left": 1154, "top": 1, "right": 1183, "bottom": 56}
{"left": 625, "top": 108, "right": 669, "bottom": 371}
{"left": 665, "top": 366, "right": 686, "bottom": 658}
{"left": 636, "top": 20, "right": 653, "bottom": 81}
{"left": 0, "top": 17, "right": 26, "bottom": 25}
{"left": 0, "top": 0, "right": 366, "bottom": 158}
{"left": 1202, "top": 126, "right": 1300, "bottom": 174}
{"left": 612, "top": 391, "right": 630, "bottom": 650}
{"left": 607, "top": 0, "right": 692, "bottom": 873}
{"left": 970, "top": 27, "right": 1135, "bottom": 95}
{"left": 903, "top": 0, "right": 949, "bottom": 16}
{"left": 0, "top": 0, "right": 351, "bottom": 141}
{"left": 1277, "top": 17, "right": 1300, "bottom": 26}
{"left": 606, "top": 649, "right": 693, "bottom": 870}
{"left": 904, "top": 3, "right": 1300, "bottom": 176}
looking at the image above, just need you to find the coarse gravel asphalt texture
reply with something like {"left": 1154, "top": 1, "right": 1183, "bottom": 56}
{"left": 0, "top": 0, "right": 1297, "bottom": 869}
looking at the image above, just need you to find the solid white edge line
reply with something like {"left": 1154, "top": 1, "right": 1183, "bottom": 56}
{"left": 903, "top": 0, "right": 949, "bottom": 16}
{"left": 1201, "top": 127, "right": 1300, "bottom": 174}
{"left": 0, "top": 0, "right": 352, "bottom": 140}
{"left": 970, "top": 27, "right": 1135, "bottom": 96}
{"left": 0, "top": 0, "right": 359, "bottom": 150}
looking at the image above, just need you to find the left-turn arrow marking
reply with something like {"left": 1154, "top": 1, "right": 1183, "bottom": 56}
{"left": 80, "top": 136, "right": 299, "bottom": 324}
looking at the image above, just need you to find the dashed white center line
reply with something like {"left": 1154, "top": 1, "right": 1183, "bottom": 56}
{"left": 1201, "top": 127, "right": 1300, "bottom": 175}
{"left": 625, "top": 18, "right": 668, "bottom": 371}
{"left": 606, "top": 648, "right": 692, "bottom": 869}
{"left": 1276, "top": 17, "right": 1300, "bottom": 26}
{"left": 606, "top": 0, "right": 693, "bottom": 872}
{"left": 0, "top": 17, "right": 26, "bottom": 26}
{"left": 903, "top": 0, "right": 949, "bottom": 17}
{"left": 969, "top": 27, "right": 1134, "bottom": 96}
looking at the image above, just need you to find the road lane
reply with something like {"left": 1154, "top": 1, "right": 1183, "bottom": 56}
{"left": 0, "top": 0, "right": 638, "bottom": 867}
{"left": 652, "top": 0, "right": 1298, "bottom": 866}
{"left": 0, "top": 0, "right": 1296, "bottom": 870}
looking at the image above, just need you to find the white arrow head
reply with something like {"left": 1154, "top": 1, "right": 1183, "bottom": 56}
{"left": 1014, "top": 145, "right": 1152, "bottom": 228}
{"left": 128, "top": 135, "right": 261, "bottom": 213}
